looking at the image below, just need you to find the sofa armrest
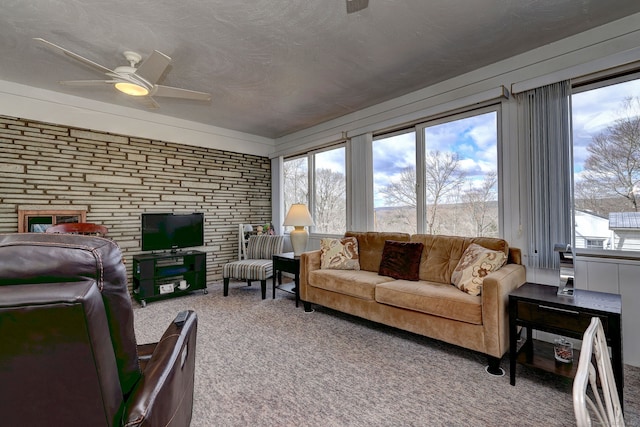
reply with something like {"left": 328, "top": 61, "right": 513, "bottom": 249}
{"left": 123, "top": 311, "right": 198, "bottom": 427}
{"left": 300, "top": 250, "right": 321, "bottom": 301}
{"left": 481, "top": 264, "right": 526, "bottom": 358}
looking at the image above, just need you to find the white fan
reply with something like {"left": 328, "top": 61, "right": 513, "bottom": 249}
{"left": 34, "top": 38, "right": 211, "bottom": 109}
{"left": 346, "top": 0, "right": 369, "bottom": 13}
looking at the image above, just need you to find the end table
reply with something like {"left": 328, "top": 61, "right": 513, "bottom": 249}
{"left": 509, "top": 282, "right": 623, "bottom": 406}
{"left": 272, "top": 252, "right": 300, "bottom": 307}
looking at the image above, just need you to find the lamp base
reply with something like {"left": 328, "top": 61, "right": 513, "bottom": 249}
{"left": 289, "top": 227, "right": 309, "bottom": 256}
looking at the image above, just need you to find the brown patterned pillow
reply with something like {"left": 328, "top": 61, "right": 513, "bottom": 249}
{"left": 320, "top": 237, "right": 360, "bottom": 270}
{"left": 378, "top": 240, "right": 424, "bottom": 281}
{"left": 451, "top": 243, "right": 507, "bottom": 296}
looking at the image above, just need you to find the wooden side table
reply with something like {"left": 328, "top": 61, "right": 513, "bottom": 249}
{"left": 272, "top": 252, "right": 300, "bottom": 307}
{"left": 509, "top": 283, "right": 623, "bottom": 405}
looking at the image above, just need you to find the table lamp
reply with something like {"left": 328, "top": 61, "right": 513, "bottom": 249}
{"left": 283, "top": 204, "right": 314, "bottom": 256}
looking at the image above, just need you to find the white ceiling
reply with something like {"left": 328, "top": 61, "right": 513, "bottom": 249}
{"left": 2, "top": 0, "right": 640, "bottom": 139}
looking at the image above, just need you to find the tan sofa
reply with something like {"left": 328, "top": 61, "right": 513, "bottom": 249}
{"left": 300, "top": 231, "right": 526, "bottom": 373}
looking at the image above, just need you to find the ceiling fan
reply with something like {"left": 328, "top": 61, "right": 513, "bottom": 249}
{"left": 346, "top": 0, "right": 369, "bottom": 14}
{"left": 33, "top": 38, "right": 211, "bottom": 109}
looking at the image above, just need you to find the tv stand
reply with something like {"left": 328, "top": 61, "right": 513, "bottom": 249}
{"left": 132, "top": 250, "right": 207, "bottom": 307}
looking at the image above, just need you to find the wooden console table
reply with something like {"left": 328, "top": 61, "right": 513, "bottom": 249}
{"left": 509, "top": 283, "right": 623, "bottom": 404}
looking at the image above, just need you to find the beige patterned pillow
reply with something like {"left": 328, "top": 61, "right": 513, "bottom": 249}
{"left": 451, "top": 243, "right": 507, "bottom": 296}
{"left": 320, "top": 237, "right": 360, "bottom": 270}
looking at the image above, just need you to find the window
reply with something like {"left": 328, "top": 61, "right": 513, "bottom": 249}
{"left": 420, "top": 110, "right": 499, "bottom": 237}
{"left": 283, "top": 156, "right": 308, "bottom": 215}
{"left": 372, "top": 107, "right": 499, "bottom": 237}
{"left": 313, "top": 147, "right": 346, "bottom": 234}
{"left": 283, "top": 146, "right": 346, "bottom": 235}
{"left": 373, "top": 130, "right": 417, "bottom": 233}
{"left": 572, "top": 76, "right": 640, "bottom": 251}
{"left": 585, "top": 239, "right": 605, "bottom": 249}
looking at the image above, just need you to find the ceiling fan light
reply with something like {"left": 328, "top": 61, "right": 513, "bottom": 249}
{"left": 115, "top": 82, "right": 149, "bottom": 96}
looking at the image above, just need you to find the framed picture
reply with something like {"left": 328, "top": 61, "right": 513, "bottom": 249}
{"left": 18, "top": 209, "right": 87, "bottom": 233}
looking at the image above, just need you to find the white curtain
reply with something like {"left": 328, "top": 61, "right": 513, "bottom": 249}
{"left": 517, "top": 81, "right": 572, "bottom": 269}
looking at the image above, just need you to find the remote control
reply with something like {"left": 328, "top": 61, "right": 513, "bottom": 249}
{"left": 174, "top": 310, "right": 189, "bottom": 327}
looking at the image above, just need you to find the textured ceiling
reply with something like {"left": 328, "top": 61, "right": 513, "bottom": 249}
{"left": 1, "top": 0, "right": 640, "bottom": 139}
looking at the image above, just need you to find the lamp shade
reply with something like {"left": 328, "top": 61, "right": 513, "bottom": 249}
{"left": 282, "top": 204, "right": 314, "bottom": 227}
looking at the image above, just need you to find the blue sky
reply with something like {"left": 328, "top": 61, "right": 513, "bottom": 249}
{"left": 315, "top": 79, "right": 640, "bottom": 207}
{"left": 572, "top": 79, "right": 640, "bottom": 178}
{"left": 372, "top": 112, "right": 497, "bottom": 207}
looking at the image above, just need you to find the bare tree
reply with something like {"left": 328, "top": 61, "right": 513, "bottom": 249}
{"left": 379, "top": 166, "right": 417, "bottom": 208}
{"left": 574, "top": 180, "right": 614, "bottom": 216}
{"left": 580, "top": 97, "right": 640, "bottom": 212}
{"left": 378, "top": 166, "right": 417, "bottom": 232}
{"left": 424, "top": 151, "right": 466, "bottom": 234}
{"left": 314, "top": 168, "right": 346, "bottom": 233}
{"left": 463, "top": 171, "right": 498, "bottom": 237}
{"left": 283, "top": 158, "right": 308, "bottom": 210}
{"left": 374, "top": 206, "right": 417, "bottom": 234}
{"left": 378, "top": 151, "right": 466, "bottom": 234}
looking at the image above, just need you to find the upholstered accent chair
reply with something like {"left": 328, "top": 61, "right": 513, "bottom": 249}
{"left": 223, "top": 234, "right": 284, "bottom": 299}
{"left": 0, "top": 233, "right": 197, "bottom": 427}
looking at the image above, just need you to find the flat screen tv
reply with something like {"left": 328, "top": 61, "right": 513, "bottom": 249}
{"left": 141, "top": 213, "right": 204, "bottom": 252}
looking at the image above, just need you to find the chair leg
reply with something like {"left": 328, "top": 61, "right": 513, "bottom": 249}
{"left": 223, "top": 278, "right": 229, "bottom": 296}
{"left": 260, "top": 280, "right": 266, "bottom": 299}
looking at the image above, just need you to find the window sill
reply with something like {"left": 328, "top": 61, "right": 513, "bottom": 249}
{"left": 574, "top": 248, "right": 640, "bottom": 262}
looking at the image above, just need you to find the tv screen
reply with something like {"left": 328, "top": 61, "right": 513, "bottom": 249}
{"left": 141, "top": 213, "right": 204, "bottom": 252}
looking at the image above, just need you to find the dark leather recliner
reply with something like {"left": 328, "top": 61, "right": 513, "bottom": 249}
{"left": 0, "top": 233, "right": 197, "bottom": 426}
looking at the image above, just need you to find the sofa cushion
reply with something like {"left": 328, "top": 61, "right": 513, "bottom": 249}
{"left": 378, "top": 240, "right": 424, "bottom": 281}
{"left": 308, "top": 269, "right": 395, "bottom": 300}
{"left": 345, "top": 231, "right": 410, "bottom": 272}
{"left": 409, "top": 234, "right": 509, "bottom": 284}
{"left": 375, "top": 280, "right": 483, "bottom": 325}
{"left": 320, "top": 237, "right": 360, "bottom": 270}
{"left": 451, "top": 243, "right": 507, "bottom": 296}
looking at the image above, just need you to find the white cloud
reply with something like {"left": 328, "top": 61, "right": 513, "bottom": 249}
{"left": 315, "top": 147, "right": 345, "bottom": 173}
{"left": 572, "top": 79, "right": 640, "bottom": 171}
{"left": 466, "top": 116, "right": 497, "bottom": 149}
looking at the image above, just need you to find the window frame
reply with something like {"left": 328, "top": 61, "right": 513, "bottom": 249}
{"left": 372, "top": 127, "right": 417, "bottom": 234}
{"left": 283, "top": 143, "right": 347, "bottom": 237}
{"left": 570, "top": 68, "right": 640, "bottom": 258}
{"left": 373, "top": 103, "right": 503, "bottom": 237}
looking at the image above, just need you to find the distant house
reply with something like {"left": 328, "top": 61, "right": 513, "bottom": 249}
{"left": 609, "top": 212, "right": 640, "bottom": 251}
{"left": 574, "top": 210, "right": 611, "bottom": 249}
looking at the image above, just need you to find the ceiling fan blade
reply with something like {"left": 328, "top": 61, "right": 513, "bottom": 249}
{"left": 136, "top": 96, "right": 160, "bottom": 109}
{"left": 34, "top": 38, "right": 115, "bottom": 75}
{"left": 346, "top": 0, "right": 369, "bottom": 13}
{"left": 60, "top": 80, "right": 118, "bottom": 86}
{"left": 152, "top": 85, "right": 211, "bottom": 101}
{"left": 136, "top": 50, "right": 171, "bottom": 85}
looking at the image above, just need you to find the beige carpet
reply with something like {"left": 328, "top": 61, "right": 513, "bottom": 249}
{"left": 133, "top": 280, "right": 639, "bottom": 427}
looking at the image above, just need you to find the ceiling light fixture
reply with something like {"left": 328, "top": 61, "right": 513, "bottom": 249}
{"left": 115, "top": 82, "right": 149, "bottom": 96}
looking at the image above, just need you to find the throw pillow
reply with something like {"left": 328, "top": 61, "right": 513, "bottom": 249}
{"left": 320, "top": 237, "right": 360, "bottom": 270}
{"left": 451, "top": 243, "right": 507, "bottom": 296}
{"left": 378, "top": 240, "right": 424, "bottom": 281}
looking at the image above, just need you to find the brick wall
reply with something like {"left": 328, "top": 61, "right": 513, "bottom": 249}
{"left": 0, "top": 115, "right": 272, "bottom": 290}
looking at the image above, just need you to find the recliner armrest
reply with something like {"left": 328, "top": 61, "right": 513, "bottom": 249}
{"left": 122, "top": 311, "right": 198, "bottom": 427}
